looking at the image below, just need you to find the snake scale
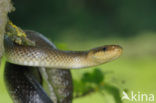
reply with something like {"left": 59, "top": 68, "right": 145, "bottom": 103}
{"left": 3, "top": 30, "right": 122, "bottom": 103}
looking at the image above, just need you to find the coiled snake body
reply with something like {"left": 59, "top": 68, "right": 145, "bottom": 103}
{"left": 4, "top": 30, "right": 122, "bottom": 103}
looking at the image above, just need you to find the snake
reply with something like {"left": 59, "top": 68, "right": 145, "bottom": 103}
{"left": 3, "top": 30, "right": 122, "bottom": 103}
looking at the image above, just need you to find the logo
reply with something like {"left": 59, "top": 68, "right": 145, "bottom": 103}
{"left": 122, "top": 91, "right": 154, "bottom": 102}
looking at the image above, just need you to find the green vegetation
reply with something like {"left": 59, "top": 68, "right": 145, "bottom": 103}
{"left": 1, "top": 0, "right": 156, "bottom": 102}
{"left": 72, "top": 57, "right": 156, "bottom": 103}
{"left": 0, "top": 33, "right": 156, "bottom": 103}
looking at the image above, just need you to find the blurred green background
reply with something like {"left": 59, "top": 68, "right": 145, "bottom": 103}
{"left": 0, "top": 0, "right": 156, "bottom": 103}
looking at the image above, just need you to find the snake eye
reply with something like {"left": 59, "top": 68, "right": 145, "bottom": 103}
{"left": 102, "top": 47, "right": 107, "bottom": 51}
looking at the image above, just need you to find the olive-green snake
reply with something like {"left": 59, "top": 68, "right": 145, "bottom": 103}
{"left": 4, "top": 30, "right": 122, "bottom": 103}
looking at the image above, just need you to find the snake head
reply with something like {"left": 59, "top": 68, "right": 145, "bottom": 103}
{"left": 88, "top": 45, "right": 123, "bottom": 64}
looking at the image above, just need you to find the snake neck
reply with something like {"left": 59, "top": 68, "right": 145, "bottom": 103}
{"left": 51, "top": 50, "right": 97, "bottom": 69}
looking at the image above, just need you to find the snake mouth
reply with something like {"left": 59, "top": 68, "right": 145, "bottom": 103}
{"left": 110, "top": 45, "right": 123, "bottom": 55}
{"left": 110, "top": 45, "right": 123, "bottom": 60}
{"left": 103, "top": 45, "right": 123, "bottom": 61}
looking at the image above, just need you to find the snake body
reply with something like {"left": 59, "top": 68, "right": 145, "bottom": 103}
{"left": 4, "top": 63, "right": 53, "bottom": 103}
{"left": 4, "top": 30, "right": 122, "bottom": 103}
{"left": 4, "top": 31, "right": 122, "bottom": 69}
